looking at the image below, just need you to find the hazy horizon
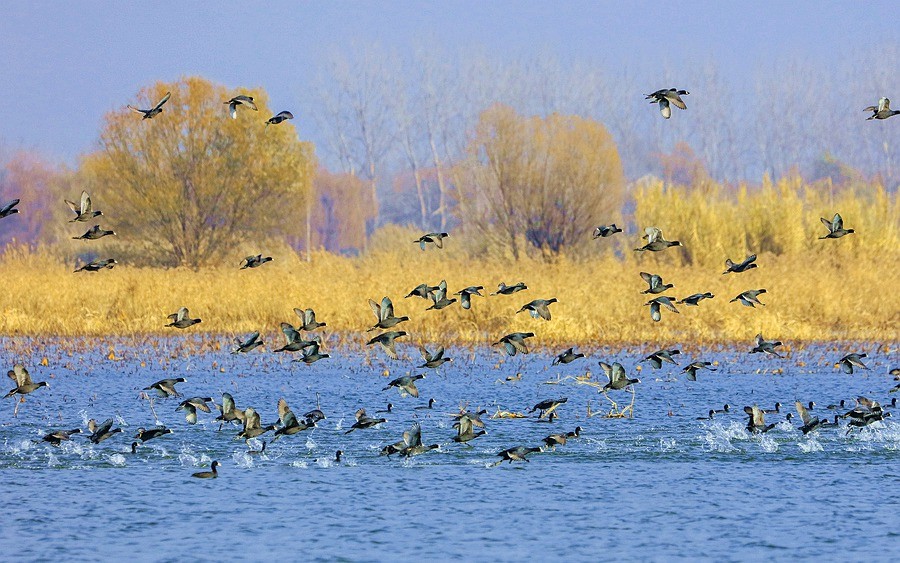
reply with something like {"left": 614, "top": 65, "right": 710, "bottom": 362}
{"left": 2, "top": 1, "right": 898, "bottom": 171}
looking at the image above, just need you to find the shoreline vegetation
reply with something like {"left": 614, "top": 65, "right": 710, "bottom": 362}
{"left": 2, "top": 178, "right": 897, "bottom": 348}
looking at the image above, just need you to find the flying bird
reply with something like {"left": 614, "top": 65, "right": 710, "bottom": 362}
{"left": 127, "top": 91, "right": 171, "bottom": 119}
{"left": 645, "top": 88, "right": 689, "bottom": 119}
{"left": 224, "top": 95, "right": 258, "bottom": 119}
{"left": 266, "top": 110, "right": 294, "bottom": 126}
{"left": 65, "top": 191, "right": 103, "bottom": 222}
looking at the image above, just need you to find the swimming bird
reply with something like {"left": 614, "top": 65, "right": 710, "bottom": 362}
{"left": 826, "top": 400, "right": 847, "bottom": 411}
{"left": 135, "top": 426, "right": 172, "bottom": 442}
{"left": 890, "top": 367, "right": 900, "bottom": 379}
{"left": 224, "top": 95, "right": 258, "bottom": 119}
{"left": 641, "top": 348, "right": 681, "bottom": 369}
{"left": 744, "top": 405, "right": 775, "bottom": 433}
{"left": 762, "top": 402, "right": 782, "bottom": 415}
{"left": 864, "top": 97, "right": 899, "bottom": 120}
{"left": 454, "top": 286, "right": 484, "bottom": 310}
{"left": 294, "top": 307, "right": 326, "bottom": 331}
{"left": 553, "top": 347, "right": 585, "bottom": 365}
{"left": 74, "top": 258, "right": 117, "bottom": 272}
{"left": 819, "top": 415, "right": 841, "bottom": 428}
{"left": 366, "top": 331, "right": 407, "bottom": 360}
{"left": 240, "top": 254, "right": 273, "bottom": 269}
{"left": 0, "top": 199, "right": 20, "bottom": 219}
{"left": 714, "top": 404, "right": 730, "bottom": 415}
{"left": 87, "top": 418, "right": 122, "bottom": 444}
{"left": 376, "top": 403, "right": 393, "bottom": 414}
{"left": 640, "top": 272, "right": 673, "bottom": 294}
{"left": 42, "top": 428, "right": 82, "bottom": 447}
{"left": 593, "top": 224, "right": 622, "bottom": 238}
{"left": 237, "top": 407, "right": 276, "bottom": 442}
{"left": 127, "top": 91, "right": 171, "bottom": 119}
{"left": 646, "top": 88, "right": 689, "bottom": 119}
{"left": 296, "top": 341, "right": 330, "bottom": 365}
{"left": 73, "top": 225, "right": 115, "bottom": 240}
{"left": 383, "top": 374, "right": 425, "bottom": 398}
{"left": 273, "top": 323, "right": 319, "bottom": 353}
{"left": 682, "top": 361, "right": 715, "bottom": 381}
{"left": 177, "top": 397, "right": 213, "bottom": 424}
{"left": 645, "top": 296, "right": 679, "bottom": 322}
{"left": 166, "top": 307, "right": 201, "bottom": 329}
{"left": 231, "top": 332, "right": 264, "bottom": 354}
{"left": 516, "top": 298, "right": 558, "bottom": 320}
{"left": 491, "top": 282, "right": 528, "bottom": 295}
{"left": 344, "top": 408, "right": 386, "bottom": 433}
{"left": 405, "top": 283, "right": 439, "bottom": 300}
{"left": 248, "top": 441, "right": 267, "bottom": 455}
{"left": 678, "top": 293, "right": 714, "bottom": 306}
{"left": 415, "top": 398, "right": 437, "bottom": 410}
{"left": 750, "top": 334, "right": 783, "bottom": 358}
{"left": 414, "top": 232, "right": 449, "bottom": 250}
{"left": 542, "top": 427, "right": 581, "bottom": 450}
{"left": 696, "top": 409, "right": 716, "bottom": 420}
{"left": 730, "top": 289, "right": 767, "bottom": 308}
{"left": 214, "top": 392, "right": 246, "bottom": 429}
{"left": 266, "top": 110, "right": 293, "bottom": 126}
{"left": 819, "top": 213, "right": 854, "bottom": 239}
{"left": 5, "top": 364, "right": 49, "bottom": 415}
{"left": 191, "top": 460, "right": 219, "bottom": 479}
{"left": 493, "top": 332, "right": 535, "bottom": 357}
{"left": 495, "top": 446, "right": 542, "bottom": 464}
{"left": 66, "top": 191, "right": 103, "bottom": 222}
{"left": 530, "top": 397, "right": 568, "bottom": 419}
{"left": 723, "top": 254, "right": 758, "bottom": 275}
{"left": 144, "top": 377, "right": 186, "bottom": 398}
{"left": 634, "top": 227, "right": 682, "bottom": 252}
{"left": 795, "top": 401, "right": 824, "bottom": 434}
{"left": 418, "top": 346, "right": 451, "bottom": 369}
{"left": 426, "top": 280, "right": 457, "bottom": 310}
{"left": 367, "top": 296, "right": 409, "bottom": 331}
{"left": 835, "top": 353, "right": 868, "bottom": 374}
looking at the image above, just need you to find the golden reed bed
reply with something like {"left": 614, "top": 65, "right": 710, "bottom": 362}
{"left": 0, "top": 178, "right": 897, "bottom": 350}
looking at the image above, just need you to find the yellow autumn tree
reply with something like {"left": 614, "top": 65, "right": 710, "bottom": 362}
{"left": 80, "top": 77, "right": 315, "bottom": 267}
{"left": 455, "top": 105, "right": 624, "bottom": 258}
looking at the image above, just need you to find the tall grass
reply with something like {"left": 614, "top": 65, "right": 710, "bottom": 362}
{"left": 1, "top": 178, "right": 896, "bottom": 349}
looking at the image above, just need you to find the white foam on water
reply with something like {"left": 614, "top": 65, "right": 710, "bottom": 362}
{"left": 798, "top": 438, "right": 824, "bottom": 453}
{"left": 290, "top": 460, "right": 309, "bottom": 468}
{"left": 334, "top": 418, "right": 344, "bottom": 431}
{"left": 47, "top": 452, "right": 62, "bottom": 468}
{"left": 178, "top": 452, "right": 200, "bottom": 466}
{"left": 305, "top": 436, "right": 317, "bottom": 450}
{"left": 232, "top": 451, "right": 254, "bottom": 468}
{"left": 659, "top": 437, "right": 677, "bottom": 452}
{"left": 756, "top": 434, "right": 778, "bottom": 453}
{"left": 108, "top": 453, "right": 127, "bottom": 467}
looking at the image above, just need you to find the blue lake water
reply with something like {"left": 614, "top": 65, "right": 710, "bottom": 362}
{"left": 2, "top": 340, "right": 898, "bottom": 560}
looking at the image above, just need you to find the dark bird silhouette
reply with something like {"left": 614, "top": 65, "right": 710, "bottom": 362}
{"left": 646, "top": 88, "right": 689, "bottom": 119}
{"left": 819, "top": 213, "right": 854, "bottom": 239}
{"left": 678, "top": 292, "right": 714, "bottom": 306}
{"left": 344, "top": 408, "right": 386, "bottom": 433}
{"left": 864, "top": 97, "right": 899, "bottom": 120}
{"left": 750, "top": 334, "right": 783, "bottom": 358}
{"left": 553, "top": 347, "right": 585, "bottom": 365}
{"left": 641, "top": 348, "right": 680, "bottom": 369}
{"left": 593, "top": 224, "right": 622, "bottom": 238}
{"left": 224, "top": 95, "right": 258, "bottom": 119}
{"left": 144, "top": 377, "right": 186, "bottom": 398}
{"left": 516, "top": 298, "right": 558, "bottom": 320}
{"left": 418, "top": 345, "right": 451, "bottom": 369}
{"left": 730, "top": 289, "right": 767, "bottom": 308}
{"left": 66, "top": 191, "right": 103, "bottom": 222}
{"left": 166, "top": 307, "right": 201, "bottom": 329}
{"left": 294, "top": 307, "right": 326, "bottom": 331}
{"left": 74, "top": 258, "right": 117, "bottom": 272}
{"left": 493, "top": 332, "right": 535, "bottom": 357}
{"left": 0, "top": 199, "right": 20, "bottom": 219}
{"left": 232, "top": 332, "right": 264, "bottom": 354}
{"left": 192, "top": 460, "right": 220, "bottom": 479}
{"left": 266, "top": 110, "right": 294, "bottom": 126}
{"left": 414, "top": 232, "right": 449, "bottom": 250}
{"left": 366, "top": 331, "right": 407, "bottom": 360}
{"left": 367, "top": 296, "right": 409, "bottom": 331}
{"left": 240, "top": 254, "right": 273, "bottom": 269}
{"left": 835, "top": 353, "right": 868, "bottom": 374}
{"left": 127, "top": 91, "right": 171, "bottom": 119}
{"left": 73, "top": 225, "right": 115, "bottom": 240}
{"left": 454, "top": 286, "right": 484, "bottom": 310}
{"left": 491, "top": 282, "right": 528, "bottom": 295}
{"left": 723, "top": 254, "right": 758, "bottom": 274}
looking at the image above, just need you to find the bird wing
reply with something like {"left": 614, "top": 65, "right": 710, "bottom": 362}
{"left": 382, "top": 296, "right": 394, "bottom": 320}
{"left": 278, "top": 398, "right": 291, "bottom": 422}
{"left": 94, "top": 418, "right": 114, "bottom": 437}
{"left": 659, "top": 98, "right": 671, "bottom": 119}
{"left": 644, "top": 226, "right": 662, "bottom": 243}
{"left": 659, "top": 298, "right": 679, "bottom": 313}
{"left": 304, "top": 309, "right": 316, "bottom": 326}
{"left": 126, "top": 105, "right": 146, "bottom": 115}
{"left": 380, "top": 339, "right": 399, "bottom": 360}
{"left": 221, "top": 393, "right": 236, "bottom": 414}
{"left": 667, "top": 91, "right": 687, "bottom": 110}
{"left": 408, "top": 423, "right": 422, "bottom": 447}
{"left": 176, "top": 307, "right": 189, "bottom": 321}
{"left": 153, "top": 91, "right": 172, "bottom": 112}
{"left": 14, "top": 364, "right": 32, "bottom": 386}
{"left": 879, "top": 97, "right": 890, "bottom": 112}
{"left": 820, "top": 217, "right": 834, "bottom": 231}
{"left": 229, "top": 102, "right": 238, "bottom": 119}
{"left": 508, "top": 336, "right": 528, "bottom": 355}
{"left": 536, "top": 303, "right": 552, "bottom": 321}
{"left": 612, "top": 363, "right": 626, "bottom": 385}
{"left": 368, "top": 299, "right": 382, "bottom": 321}
{"left": 649, "top": 301, "right": 661, "bottom": 322}
{"left": 432, "top": 347, "right": 445, "bottom": 361}
{"left": 80, "top": 191, "right": 92, "bottom": 214}
{"left": 65, "top": 198, "right": 80, "bottom": 215}
{"left": 832, "top": 213, "right": 843, "bottom": 231}
{"left": 795, "top": 401, "right": 811, "bottom": 425}
{"left": 752, "top": 406, "right": 765, "bottom": 427}
{"left": 640, "top": 271, "right": 653, "bottom": 284}
{"left": 280, "top": 322, "right": 301, "bottom": 344}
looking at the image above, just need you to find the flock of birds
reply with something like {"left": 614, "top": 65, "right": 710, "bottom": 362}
{"left": 2, "top": 86, "right": 898, "bottom": 477}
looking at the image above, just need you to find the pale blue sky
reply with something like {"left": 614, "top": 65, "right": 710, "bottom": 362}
{"left": 1, "top": 1, "right": 897, "bottom": 162}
